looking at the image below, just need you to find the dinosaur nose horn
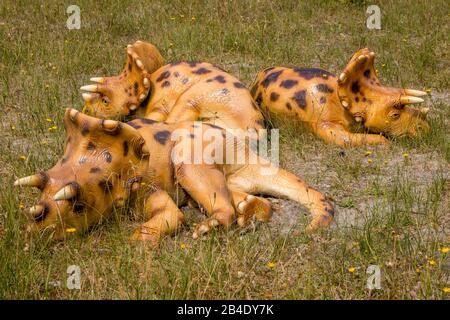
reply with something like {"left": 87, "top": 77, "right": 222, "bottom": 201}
{"left": 400, "top": 96, "right": 424, "bottom": 105}
{"left": 54, "top": 183, "right": 79, "bottom": 201}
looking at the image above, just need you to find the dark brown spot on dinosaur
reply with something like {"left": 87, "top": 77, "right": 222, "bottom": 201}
{"left": 270, "top": 92, "right": 280, "bottom": 101}
{"left": 153, "top": 130, "right": 171, "bottom": 145}
{"left": 292, "top": 90, "right": 307, "bottom": 109}
{"left": 90, "top": 167, "right": 101, "bottom": 173}
{"left": 127, "top": 121, "right": 142, "bottom": 129}
{"left": 123, "top": 141, "right": 129, "bottom": 157}
{"left": 156, "top": 71, "right": 170, "bottom": 82}
{"left": 286, "top": 102, "right": 292, "bottom": 110}
{"left": 320, "top": 96, "right": 327, "bottom": 104}
{"left": 351, "top": 81, "right": 360, "bottom": 94}
{"left": 128, "top": 63, "right": 132, "bottom": 72}
{"left": 233, "top": 82, "right": 245, "bottom": 89}
{"left": 280, "top": 79, "right": 298, "bottom": 89}
{"left": 189, "top": 133, "right": 196, "bottom": 139}
{"left": 355, "top": 97, "right": 360, "bottom": 102}
{"left": 261, "top": 70, "right": 283, "bottom": 88}
{"left": 293, "top": 68, "right": 333, "bottom": 80}
{"left": 207, "top": 75, "right": 226, "bottom": 83}
{"left": 140, "top": 118, "right": 157, "bottom": 125}
{"left": 363, "top": 69, "right": 371, "bottom": 79}
{"left": 87, "top": 142, "right": 95, "bottom": 151}
{"left": 174, "top": 71, "right": 180, "bottom": 77}
{"left": 315, "top": 84, "right": 334, "bottom": 93}
{"left": 134, "top": 82, "right": 139, "bottom": 96}
{"left": 182, "top": 78, "right": 188, "bottom": 85}
{"left": 162, "top": 80, "right": 170, "bottom": 88}
{"left": 221, "top": 88, "right": 229, "bottom": 95}
{"left": 81, "top": 122, "right": 90, "bottom": 136}
{"left": 104, "top": 151, "right": 112, "bottom": 163}
{"left": 206, "top": 123, "right": 223, "bottom": 130}
{"left": 193, "top": 68, "right": 211, "bottom": 75}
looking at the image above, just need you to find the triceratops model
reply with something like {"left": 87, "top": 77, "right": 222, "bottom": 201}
{"left": 251, "top": 48, "right": 430, "bottom": 146}
{"left": 14, "top": 109, "right": 334, "bottom": 244}
{"left": 80, "top": 40, "right": 265, "bottom": 137}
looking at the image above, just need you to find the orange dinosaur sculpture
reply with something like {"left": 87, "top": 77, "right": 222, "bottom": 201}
{"left": 251, "top": 48, "right": 430, "bottom": 146}
{"left": 81, "top": 40, "right": 265, "bottom": 137}
{"left": 14, "top": 109, "right": 334, "bottom": 244}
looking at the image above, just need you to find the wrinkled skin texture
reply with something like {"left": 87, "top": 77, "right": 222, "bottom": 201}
{"left": 251, "top": 48, "right": 430, "bottom": 146}
{"left": 81, "top": 41, "right": 265, "bottom": 138}
{"left": 16, "top": 109, "right": 334, "bottom": 244}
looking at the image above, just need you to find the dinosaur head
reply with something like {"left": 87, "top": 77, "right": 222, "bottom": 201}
{"left": 81, "top": 40, "right": 164, "bottom": 120}
{"left": 337, "top": 48, "right": 429, "bottom": 138}
{"left": 14, "top": 109, "right": 149, "bottom": 240}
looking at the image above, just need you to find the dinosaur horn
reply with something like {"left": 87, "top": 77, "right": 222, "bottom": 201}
{"left": 54, "top": 184, "right": 78, "bottom": 201}
{"left": 14, "top": 174, "right": 42, "bottom": 187}
{"left": 404, "top": 89, "right": 427, "bottom": 97}
{"left": 29, "top": 205, "right": 44, "bottom": 216}
{"left": 80, "top": 84, "right": 100, "bottom": 93}
{"left": 82, "top": 93, "right": 94, "bottom": 102}
{"left": 90, "top": 77, "right": 105, "bottom": 84}
{"left": 400, "top": 96, "right": 424, "bottom": 105}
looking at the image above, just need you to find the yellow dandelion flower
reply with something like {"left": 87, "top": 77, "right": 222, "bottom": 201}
{"left": 40, "top": 140, "right": 48, "bottom": 145}
{"left": 428, "top": 260, "right": 436, "bottom": 266}
{"left": 402, "top": 153, "right": 409, "bottom": 158}
{"left": 348, "top": 267, "right": 356, "bottom": 273}
{"left": 440, "top": 247, "right": 449, "bottom": 254}
{"left": 46, "top": 118, "right": 53, "bottom": 122}
{"left": 381, "top": 63, "right": 386, "bottom": 67}
{"left": 19, "top": 203, "right": 24, "bottom": 209}
{"left": 367, "top": 158, "right": 373, "bottom": 164}
{"left": 66, "top": 228, "right": 76, "bottom": 233}
{"left": 45, "top": 84, "right": 50, "bottom": 89}
{"left": 443, "top": 287, "right": 450, "bottom": 293}
{"left": 11, "top": 125, "right": 16, "bottom": 131}
{"left": 170, "top": 17, "right": 176, "bottom": 20}
{"left": 415, "top": 267, "right": 421, "bottom": 273}
{"left": 191, "top": 16, "right": 196, "bottom": 21}
{"left": 365, "top": 151, "right": 372, "bottom": 156}
{"left": 48, "top": 125, "right": 58, "bottom": 132}
{"left": 180, "top": 243, "right": 186, "bottom": 249}
{"left": 19, "top": 155, "right": 27, "bottom": 160}
{"left": 266, "top": 262, "right": 277, "bottom": 269}
{"left": 384, "top": 160, "right": 388, "bottom": 165}
{"left": 425, "top": 88, "right": 432, "bottom": 94}
{"left": 140, "top": 182, "right": 146, "bottom": 186}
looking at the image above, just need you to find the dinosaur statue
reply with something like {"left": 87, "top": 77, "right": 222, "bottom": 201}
{"left": 80, "top": 40, "right": 265, "bottom": 138}
{"left": 14, "top": 109, "right": 334, "bottom": 244}
{"left": 251, "top": 48, "right": 430, "bottom": 146}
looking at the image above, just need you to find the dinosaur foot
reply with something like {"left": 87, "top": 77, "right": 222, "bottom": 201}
{"left": 237, "top": 195, "right": 272, "bottom": 227}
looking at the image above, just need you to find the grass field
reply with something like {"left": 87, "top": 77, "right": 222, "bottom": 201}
{"left": 0, "top": 0, "right": 449, "bottom": 299}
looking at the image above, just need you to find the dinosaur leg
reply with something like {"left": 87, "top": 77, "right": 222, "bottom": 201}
{"left": 316, "top": 122, "right": 388, "bottom": 146}
{"left": 175, "top": 163, "right": 235, "bottom": 238}
{"left": 227, "top": 165, "right": 334, "bottom": 233}
{"left": 130, "top": 189, "right": 185, "bottom": 245}
{"left": 230, "top": 189, "right": 272, "bottom": 227}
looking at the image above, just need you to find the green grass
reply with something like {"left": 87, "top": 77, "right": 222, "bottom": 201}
{"left": 0, "top": 0, "right": 449, "bottom": 299}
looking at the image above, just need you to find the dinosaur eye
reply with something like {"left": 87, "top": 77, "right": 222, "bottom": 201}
{"left": 390, "top": 112, "right": 400, "bottom": 120}
{"left": 101, "top": 97, "right": 110, "bottom": 105}
{"left": 72, "top": 202, "right": 86, "bottom": 215}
